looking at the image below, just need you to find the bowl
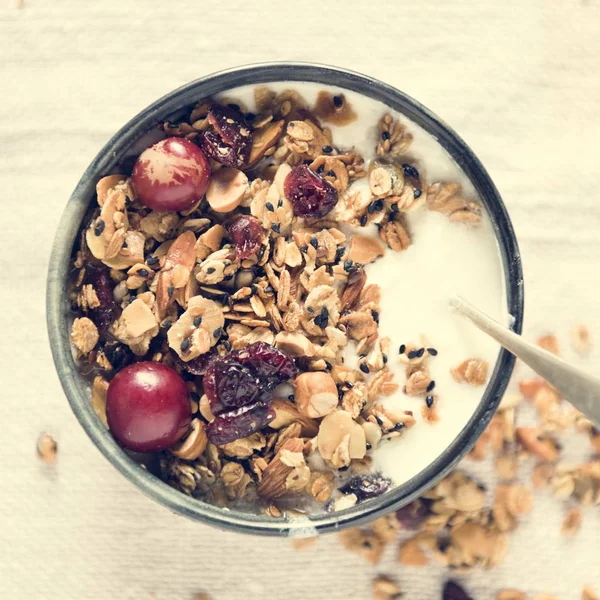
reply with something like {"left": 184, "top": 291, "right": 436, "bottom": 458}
{"left": 46, "top": 62, "right": 524, "bottom": 537}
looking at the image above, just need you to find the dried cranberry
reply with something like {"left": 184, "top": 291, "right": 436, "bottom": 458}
{"left": 172, "top": 350, "right": 212, "bottom": 376}
{"left": 395, "top": 500, "right": 428, "bottom": 529}
{"left": 232, "top": 341, "right": 297, "bottom": 389}
{"left": 442, "top": 581, "right": 473, "bottom": 600}
{"left": 84, "top": 266, "right": 120, "bottom": 332}
{"left": 199, "top": 105, "right": 252, "bottom": 168}
{"left": 204, "top": 358, "right": 262, "bottom": 415}
{"left": 339, "top": 472, "right": 392, "bottom": 502}
{"left": 284, "top": 164, "right": 338, "bottom": 218}
{"left": 227, "top": 215, "right": 264, "bottom": 260}
{"left": 206, "top": 400, "right": 275, "bottom": 445}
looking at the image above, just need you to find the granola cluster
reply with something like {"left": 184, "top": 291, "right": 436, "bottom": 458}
{"left": 70, "top": 85, "right": 489, "bottom": 514}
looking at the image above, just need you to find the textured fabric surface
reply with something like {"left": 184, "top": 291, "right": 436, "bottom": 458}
{"left": 1, "top": 0, "right": 600, "bottom": 598}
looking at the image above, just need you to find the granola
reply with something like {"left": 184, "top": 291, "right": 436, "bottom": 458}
{"left": 69, "top": 83, "right": 501, "bottom": 518}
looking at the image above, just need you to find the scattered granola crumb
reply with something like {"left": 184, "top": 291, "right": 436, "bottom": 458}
{"left": 37, "top": 433, "right": 57, "bottom": 464}
{"left": 537, "top": 334, "right": 559, "bottom": 355}
{"left": 451, "top": 358, "right": 488, "bottom": 385}
{"left": 571, "top": 325, "right": 591, "bottom": 355}
{"left": 561, "top": 507, "right": 582, "bottom": 536}
{"left": 71, "top": 317, "right": 99, "bottom": 356}
{"left": 372, "top": 575, "right": 402, "bottom": 600}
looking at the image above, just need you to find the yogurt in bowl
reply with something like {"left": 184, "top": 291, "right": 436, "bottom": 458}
{"left": 48, "top": 64, "right": 522, "bottom": 536}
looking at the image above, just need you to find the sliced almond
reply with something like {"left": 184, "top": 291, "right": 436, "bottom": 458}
{"left": 347, "top": 235, "right": 385, "bottom": 265}
{"left": 96, "top": 174, "right": 126, "bottom": 206}
{"left": 270, "top": 399, "right": 319, "bottom": 437}
{"left": 317, "top": 410, "right": 366, "bottom": 462}
{"left": 257, "top": 438, "right": 308, "bottom": 499}
{"left": 274, "top": 331, "right": 315, "bottom": 357}
{"left": 248, "top": 120, "right": 285, "bottom": 165}
{"left": 91, "top": 375, "right": 109, "bottom": 427}
{"left": 199, "top": 394, "right": 215, "bottom": 423}
{"left": 294, "top": 372, "right": 339, "bottom": 418}
{"left": 171, "top": 419, "right": 208, "bottom": 460}
{"left": 206, "top": 167, "right": 248, "bottom": 213}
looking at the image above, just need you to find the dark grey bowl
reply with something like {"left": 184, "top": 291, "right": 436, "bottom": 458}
{"left": 46, "top": 62, "right": 524, "bottom": 537}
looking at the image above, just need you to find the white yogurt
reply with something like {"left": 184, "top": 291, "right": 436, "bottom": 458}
{"left": 217, "top": 82, "right": 508, "bottom": 486}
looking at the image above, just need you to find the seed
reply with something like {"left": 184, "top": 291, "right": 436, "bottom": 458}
{"left": 300, "top": 245, "right": 308, "bottom": 253}
{"left": 399, "top": 344, "right": 406, "bottom": 354}
{"left": 167, "top": 285, "right": 174, "bottom": 298}
{"left": 180, "top": 338, "right": 191, "bottom": 352}
{"left": 381, "top": 131, "right": 390, "bottom": 141}
{"left": 344, "top": 259, "right": 353, "bottom": 272}
{"left": 426, "top": 380, "right": 436, "bottom": 392}
{"left": 222, "top": 340, "right": 232, "bottom": 351}
{"left": 383, "top": 354, "right": 388, "bottom": 364}
{"left": 333, "top": 95, "right": 343, "bottom": 108}
{"left": 366, "top": 443, "right": 372, "bottom": 451}
{"left": 325, "top": 361, "right": 333, "bottom": 371}
{"left": 193, "top": 316, "right": 203, "bottom": 327}
{"left": 392, "top": 423, "right": 405, "bottom": 432}
{"left": 213, "top": 327, "right": 222, "bottom": 338}
{"left": 288, "top": 394, "right": 295, "bottom": 401}
{"left": 360, "top": 363, "right": 370, "bottom": 374}
{"left": 360, "top": 215, "right": 368, "bottom": 227}
{"left": 146, "top": 256, "right": 159, "bottom": 266}
{"left": 367, "top": 202, "right": 377, "bottom": 214}
{"left": 277, "top": 199, "right": 283, "bottom": 208}
{"left": 94, "top": 219, "right": 105, "bottom": 236}
{"left": 322, "top": 145, "right": 333, "bottom": 153}
{"left": 271, "top": 223, "right": 281, "bottom": 234}
{"left": 162, "top": 319, "right": 172, "bottom": 329}
{"left": 346, "top": 382, "right": 354, "bottom": 389}
{"left": 317, "top": 165, "right": 325, "bottom": 174}
{"left": 206, "top": 267, "right": 216, "bottom": 274}
{"left": 264, "top": 285, "right": 274, "bottom": 294}
{"left": 310, "top": 237, "right": 319, "bottom": 249}
{"left": 427, "top": 347, "right": 438, "bottom": 356}
{"left": 327, "top": 170, "right": 336, "bottom": 177}
{"left": 257, "top": 245, "right": 266, "bottom": 260}
{"left": 413, "top": 188, "right": 422, "bottom": 199}
{"left": 425, "top": 395, "right": 435, "bottom": 407}
{"left": 403, "top": 163, "right": 420, "bottom": 179}
{"left": 371, "top": 310, "right": 379, "bottom": 324}
{"left": 335, "top": 246, "right": 345, "bottom": 261}
{"left": 265, "top": 201, "right": 274, "bottom": 212}
{"left": 137, "top": 268, "right": 149, "bottom": 277}
{"left": 407, "top": 349, "right": 420, "bottom": 359}
{"left": 374, "top": 199, "right": 384, "bottom": 211}
{"left": 391, "top": 203, "right": 399, "bottom": 213}
{"left": 122, "top": 240, "right": 128, "bottom": 248}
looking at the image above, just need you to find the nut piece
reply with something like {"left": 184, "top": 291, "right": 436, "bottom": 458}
{"left": 496, "top": 590, "right": 527, "bottom": 600}
{"left": 71, "top": 317, "right": 99, "bottom": 356}
{"left": 274, "top": 331, "right": 315, "bottom": 357}
{"left": 112, "top": 297, "right": 159, "bottom": 356}
{"left": 205, "top": 167, "right": 248, "bottom": 213}
{"left": 269, "top": 399, "right": 319, "bottom": 437}
{"left": 257, "top": 438, "right": 310, "bottom": 499}
{"left": 294, "top": 372, "right": 339, "bottom": 418}
{"left": 171, "top": 419, "right": 208, "bottom": 460}
{"left": 91, "top": 375, "right": 109, "bottom": 426}
{"left": 96, "top": 174, "right": 126, "bottom": 206}
{"left": 37, "top": 433, "right": 58, "bottom": 464}
{"left": 347, "top": 235, "right": 385, "bottom": 265}
{"left": 317, "top": 410, "right": 366, "bottom": 465}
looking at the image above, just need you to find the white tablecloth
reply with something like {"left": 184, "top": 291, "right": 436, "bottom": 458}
{"left": 1, "top": 0, "right": 600, "bottom": 598}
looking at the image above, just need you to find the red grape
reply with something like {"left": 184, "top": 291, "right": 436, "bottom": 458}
{"left": 227, "top": 214, "right": 264, "bottom": 259}
{"left": 131, "top": 137, "right": 210, "bottom": 212}
{"left": 284, "top": 164, "right": 338, "bottom": 218}
{"left": 106, "top": 362, "right": 191, "bottom": 453}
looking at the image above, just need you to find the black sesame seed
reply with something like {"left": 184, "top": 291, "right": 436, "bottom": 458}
{"left": 163, "top": 319, "right": 172, "bottom": 329}
{"left": 317, "top": 165, "right": 325, "bottom": 174}
{"left": 344, "top": 259, "right": 353, "bottom": 272}
{"left": 383, "top": 354, "right": 388, "bottom": 364}
{"left": 360, "top": 214, "right": 368, "bottom": 227}
{"left": 392, "top": 422, "right": 405, "bottom": 432}
{"left": 257, "top": 245, "right": 266, "bottom": 260}
{"left": 416, "top": 347, "right": 425, "bottom": 358}
{"left": 337, "top": 386, "right": 344, "bottom": 401}
{"left": 375, "top": 416, "right": 384, "bottom": 426}
{"left": 413, "top": 188, "right": 422, "bottom": 199}
{"left": 219, "top": 292, "right": 230, "bottom": 305}
{"left": 277, "top": 199, "right": 283, "bottom": 208}
{"left": 122, "top": 240, "right": 128, "bottom": 249}
{"left": 193, "top": 316, "right": 203, "bottom": 327}
{"left": 367, "top": 202, "right": 376, "bottom": 214}
{"left": 271, "top": 223, "right": 281, "bottom": 234}
{"left": 407, "top": 349, "right": 420, "bottom": 359}
{"left": 332, "top": 95, "right": 343, "bottom": 108}
{"left": 403, "top": 163, "right": 420, "bottom": 179}
{"left": 399, "top": 344, "right": 406, "bottom": 354}
{"left": 358, "top": 353, "right": 366, "bottom": 359}
{"left": 426, "top": 380, "right": 436, "bottom": 392}
{"left": 206, "top": 267, "right": 216, "bottom": 274}
{"left": 338, "top": 465, "right": 349, "bottom": 472}
{"left": 167, "top": 285, "right": 174, "bottom": 298}
{"left": 310, "top": 237, "right": 319, "bottom": 249}
{"left": 146, "top": 256, "right": 159, "bottom": 266}
{"left": 381, "top": 131, "right": 390, "bottom": 141}
{"left": 265, "top": 201, "right": 274, "bottom": 212}
{"left": 307, "top": 306, "right": 314, "bottom": 314}
{"left": 365, "top": 443, "right": 372, "bottom": 451}
{"left": 288, "top": 394, "right": 295, "bottom": 401}
{"left": 180, "top": 338, "right": 191, "bottom": 352}
{"left": 335, "top": 246, "right": 345, "bottom": 261}
{"left": 213, "top": 327, "right": 222, "bottom": 339}
{"left": 222, "top": 340, "right": 232, "bottom": 351}
{"left": 264, "top": 285, "right": 274, "bottom": 294}
{"left": 426, "top": 395, "right": 435, "bottom": 408}
{"left": 300, "top": 245, "right": 309, "bottom": 253}
{"left": 94, "top": 219, "right": 105, "bottom": 236}
{"left": 322, "top": 145, "right": 333, "bottom": 153}
{"left": 374, "top": 199, "right": 384, "bottom": 212}
{"left": 327, "top": 170, "right": 336, "bottom": 177}
{"left": 359, "top": 363, "right": 370, "bottom": 374}
{"left": 427, "top": 347, "right": 438, "bottom": 356}
{"left": 346, "top": 382, "right": 354, "bottom": 389}
{"left": 321, "top": 307, "right": 329, "bottom": 319}
{"left": 324, "top": 361, "right": 333, "bottom": 371}
{"left": 137, "top": 268, "right": 149, "bottom": 277}
{"left": 391, "top": 203, "right": 399, "bottom": 213}
{"left": 371, "top": 310, "right": 379, "bottom": 324}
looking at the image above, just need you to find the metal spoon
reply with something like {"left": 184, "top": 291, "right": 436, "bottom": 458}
{"left": 450, "top": 295, "right": 600, "bottom": 427}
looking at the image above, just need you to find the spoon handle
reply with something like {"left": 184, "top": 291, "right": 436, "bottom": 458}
{"left": 450, "top": 295, "right": 600, "bottom": 427}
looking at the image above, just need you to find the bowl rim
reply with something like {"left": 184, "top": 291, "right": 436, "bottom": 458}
{"left": 46, "top": 61, "right": 524, "bottom": 537}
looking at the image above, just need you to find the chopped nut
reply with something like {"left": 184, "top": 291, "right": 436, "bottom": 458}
{"left": 205, "top": 167, "right": 248, "bottom": 213}
{"left": 269, "top": 399, "right": 319, "bottom": 437}
{"left": 306, "top": 471, "right": 335, "bottom": 503}
{"left": 317, "top": 410, "right": 366, "bottom": 466}
{"left": 294, "top": 372, "right": 339, "bottom": 418}
{"left": 37, "top": 433, "right": 57, "bottom": 464}
{"left": 112, "top": 297, "right": 159, "bottom": 356}
{"left": 249, "top": 120, "right": 285, "bottom": 165}
{"left": 404, "top": 366, "right": 432, "bottom": 396}
{"left": 171, "top": 419, "right": 207, "bottom": 460}
{"left": 257, "top": 438, "right": 310, "bottom": 499}
{"left": 91, "top": 375, "right": 109, "bottom": 426}
{"left": 347, "top": 235, "right": 385, "bottom": 265}
{"left": 376, "top": 113, "right": 413, "bottom": 157}
{"left": 379, "top": 220, "right": 410, "bottom": 251}
{"left": 71, "top": 317, "right": 99, "bottom": 356}
{"left": 274, "top": 331, "right": 315, "bottom": 357}
{"left": 451, "top": 358, "right": 488, "bottom": 386}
